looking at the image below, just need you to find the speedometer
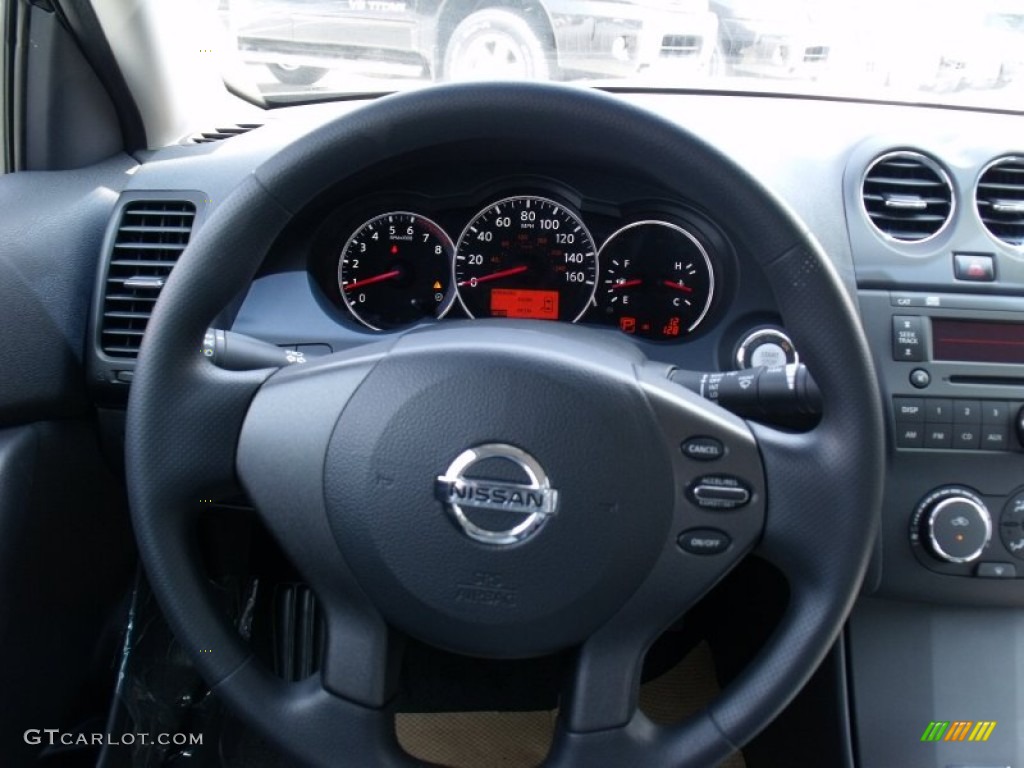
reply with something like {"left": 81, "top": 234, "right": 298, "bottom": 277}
{"left": 453, "top": 196, "right": 597, "bottom": 322}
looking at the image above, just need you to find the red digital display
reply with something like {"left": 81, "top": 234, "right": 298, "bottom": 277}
{"left": 933, "top": 319, "right": 1024, "bottom": 364}
{"left": 489, "top": 288, "right": 559, "bottom": 320}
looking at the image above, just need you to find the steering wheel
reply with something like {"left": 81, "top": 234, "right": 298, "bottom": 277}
{"left": 126, "top": 83, "right": 883, "bottom": 767}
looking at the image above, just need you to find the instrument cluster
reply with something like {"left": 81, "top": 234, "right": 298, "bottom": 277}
{"left": 320, "top": 187, "right": 728, "bottom": 342}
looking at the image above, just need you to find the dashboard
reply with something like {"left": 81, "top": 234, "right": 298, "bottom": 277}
{"left": 50, "top": 86, "right": 1024, "bottom": 768}
{"left": 89, "top": 92, "right": 1024, "bottom": 602}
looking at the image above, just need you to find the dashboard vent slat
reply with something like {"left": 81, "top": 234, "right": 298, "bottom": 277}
{"left": 861, "top": 152, "right": 953, "bottom": 243}
{"left": 977, "top": 157, "right": 1024, "bottom": 246}
{"left": 99, "top": 200, "right": 196, "bottom": 359}
{"left": 189, "top": 123, "right": 263, "bottom": 144}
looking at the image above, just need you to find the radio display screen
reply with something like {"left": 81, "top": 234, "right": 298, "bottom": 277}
{"left": 932, "top": 318, "right": 1024, "bottom": 364}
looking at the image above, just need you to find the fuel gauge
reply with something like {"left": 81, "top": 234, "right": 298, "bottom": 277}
{"left": 599, "top": 221, "right": 715, "bottom": 340}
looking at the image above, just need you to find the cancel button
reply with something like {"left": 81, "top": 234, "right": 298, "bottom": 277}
{"left": 677, "top": 528, "right": 732, "bottom": 555}
{"left": 680, "top": 436, "right": 725, "bottom": 461}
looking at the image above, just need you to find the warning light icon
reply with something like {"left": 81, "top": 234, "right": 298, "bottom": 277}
{"left": 433, "top": 280, "right": 443, "bottom": 290}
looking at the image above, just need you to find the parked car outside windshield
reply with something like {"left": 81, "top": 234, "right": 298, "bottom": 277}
{"left": 213, "top": 0, "right": 1024, "bottom": 110}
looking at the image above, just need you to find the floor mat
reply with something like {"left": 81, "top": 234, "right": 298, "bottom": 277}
{"left": 396, "top": 642, "right": 746, "bottom": 767}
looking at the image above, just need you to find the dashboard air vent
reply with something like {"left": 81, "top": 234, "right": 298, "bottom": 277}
{"left": 976, "top": 157, "right": 1024, "bottom": 246}
{"left": 190, "top": 123, "right": 263, "bottom": 144}
{"left": 100, "top": 200, "right": 196, "bottom": 358}
{"left": 861, "top": 152, "right": 953, "bottom": 242}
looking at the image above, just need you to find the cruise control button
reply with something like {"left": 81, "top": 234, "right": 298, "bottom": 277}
{"left": 677, "top": 528, "right": 731, "bottom": 555}
{"left": 687, "top": 476, "right": 751, "bottom": 510}
{"left": 976, "top": 562, "right": 1016, "bottom": 578}
{"left": 680, "top": 436, "right": 725, "bottom": 461}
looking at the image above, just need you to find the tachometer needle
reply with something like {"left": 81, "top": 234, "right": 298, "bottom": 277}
{"left": 343, "top": 269, "right": 401, "bottom": 292}
{"left": 609, "top": 278, "right": 643, "bottom": 290}
{"left": 663, "top": 280, "right": 693, "bottom": 293}
{"left": 458, "top": 264, "right": 528, "bottom": 287}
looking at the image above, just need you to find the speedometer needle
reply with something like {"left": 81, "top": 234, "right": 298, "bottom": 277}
{"left": 663, "top": 280, "right": 693, "bottom": 293}
{"left": 343, "top": 269, "right": 401, "bottom": 292}
{"left": 458, "top": 264, "right": 528, "bottom": 287}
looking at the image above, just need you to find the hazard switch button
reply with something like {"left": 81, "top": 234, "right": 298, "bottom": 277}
{"left": 953, "top": 253, "right": 995, "bottom": 282}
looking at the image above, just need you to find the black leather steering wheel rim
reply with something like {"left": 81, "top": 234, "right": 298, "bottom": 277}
{"left": 126, "top": 82, "right": 884, "bottom": 767}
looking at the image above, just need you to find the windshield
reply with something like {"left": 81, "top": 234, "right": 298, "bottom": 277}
{"left": 204, "top": 0, "right": 1024, "bottom": 109}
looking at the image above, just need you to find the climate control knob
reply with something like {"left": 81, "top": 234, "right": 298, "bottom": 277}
{"left": 913, "top": 487, "right": 992, "bottom": 563}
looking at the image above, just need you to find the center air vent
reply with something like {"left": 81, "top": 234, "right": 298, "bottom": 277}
{"left": 861, "top": 151, "right": 953, "bottom": 243}
{"left": 100, "top": 200, "right": 196, "bottom": 358}
{"left": 976, "top": 156, "right": 1024, "bottom": 247}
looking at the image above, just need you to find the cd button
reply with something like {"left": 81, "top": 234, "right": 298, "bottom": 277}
{"left": 952, "top": 428, "right": 980, "bottom": 450}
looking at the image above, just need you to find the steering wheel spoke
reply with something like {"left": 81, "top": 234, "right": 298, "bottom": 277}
{"left": 553, "top": 363, "right": 764, "bottom": 735}
{"left": 236, "top": 349, "right": 402, "bottom": 707}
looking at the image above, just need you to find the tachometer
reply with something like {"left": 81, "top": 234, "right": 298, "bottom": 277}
{"left": 454, "top": 196, "right": 597, "bottom": 322}
{"left": 339, "top": 212, "right": 454, "bottom": 331}
{"left": 599, "top": 220, "right": 715, "bottom": 340}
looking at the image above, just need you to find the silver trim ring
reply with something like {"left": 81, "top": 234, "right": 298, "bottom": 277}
{"left": 435, "top": 443, "right": 559, "bottom": 545}
{"left": 926, "top": 494, "right": 991, "bottom": 564}
{"left": 860, "top": 150, "right": 955, "bottom": 247}
{"left": 973, "top": 155, "right": 1024, "bottom": 253}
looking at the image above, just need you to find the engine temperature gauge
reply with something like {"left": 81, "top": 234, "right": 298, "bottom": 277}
{"left": 339, "top": 212, "right": 454, "bottom": 331}
{"left": 599, "top": 220, "right": 715, "bottom": 340}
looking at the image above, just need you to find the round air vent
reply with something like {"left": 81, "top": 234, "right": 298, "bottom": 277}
{"left": 976, "top": 156, "right": 1024, "bottom": 247}
{"left": 861, "top": 151, "right": 953, "bottom": 243}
